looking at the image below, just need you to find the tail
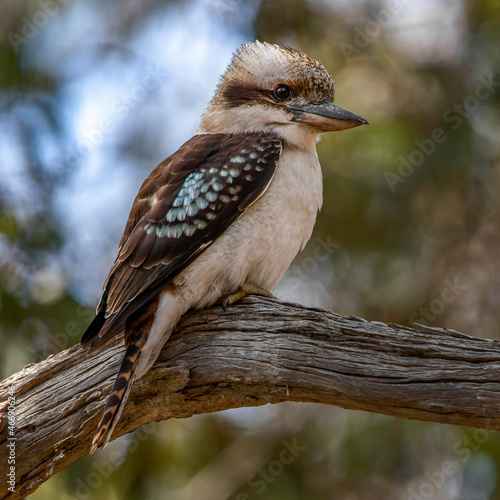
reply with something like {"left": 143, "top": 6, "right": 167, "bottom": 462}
{"left": 88, "top": 291, "right": 180, "bottom": 453}
{"left": 90, "top": 339, "right": 145, "bottom": 453}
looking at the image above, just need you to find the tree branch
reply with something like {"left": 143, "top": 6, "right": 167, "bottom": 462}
{"left": 2, "top": 297, "right": 500, "bottom": 499}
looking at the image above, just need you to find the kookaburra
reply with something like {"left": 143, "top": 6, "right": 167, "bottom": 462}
{"left": 81, "top": 41, "right": 367, "bottom": 452}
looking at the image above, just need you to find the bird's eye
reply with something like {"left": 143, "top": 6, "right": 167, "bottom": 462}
{"left": 273, "top": 84, "right": 291, "bottom": 100}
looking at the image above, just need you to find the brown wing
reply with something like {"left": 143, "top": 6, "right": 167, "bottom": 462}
{"left": 81, "top": 132, "right": 282, "bottom": 348}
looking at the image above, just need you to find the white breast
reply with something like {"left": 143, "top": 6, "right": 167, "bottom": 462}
{"left": 175, "top": 144, "right": 323, "bottom": 309}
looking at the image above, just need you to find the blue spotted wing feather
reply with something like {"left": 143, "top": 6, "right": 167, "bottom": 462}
{"left": 81, "top": 132, "right": 281, "bottom": 348}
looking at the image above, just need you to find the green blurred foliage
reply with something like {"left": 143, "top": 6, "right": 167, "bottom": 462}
{"left": 1, "top": 0, "right": 499, "bottom": 498}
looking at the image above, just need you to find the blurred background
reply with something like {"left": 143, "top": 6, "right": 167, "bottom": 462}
{"left": 1, "top": 0, "right": 499, "bottom": 498}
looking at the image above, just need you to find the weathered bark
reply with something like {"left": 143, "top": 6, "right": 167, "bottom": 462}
{"left": 1, "top": 296, "right": 500, "bottom": 499}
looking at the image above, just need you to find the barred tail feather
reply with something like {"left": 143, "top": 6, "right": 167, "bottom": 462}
{"left": 89, "top": 292, "right": 176, "bottom": 453}
{"left": 90, "top": 342, "right": 142, "bottom": 453}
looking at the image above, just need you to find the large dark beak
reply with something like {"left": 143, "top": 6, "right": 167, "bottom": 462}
{"left": 288, "top": 102, "right": 368, "bottom": 132}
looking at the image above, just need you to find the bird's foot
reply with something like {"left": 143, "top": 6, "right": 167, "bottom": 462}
{"left": 222, "top": 282, "right": 275, "bottom": 309}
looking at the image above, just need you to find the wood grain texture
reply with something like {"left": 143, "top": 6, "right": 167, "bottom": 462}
{"left": 1, "top": 296, "right": 500, "bottom": 499}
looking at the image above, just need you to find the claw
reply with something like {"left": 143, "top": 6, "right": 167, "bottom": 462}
{"left": 221, "top": 282, "right": 275, "bottom": 309}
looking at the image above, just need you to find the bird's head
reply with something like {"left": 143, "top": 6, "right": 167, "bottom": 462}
{"left": 198, "top": 41, "right": 368, "bottom": 151}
